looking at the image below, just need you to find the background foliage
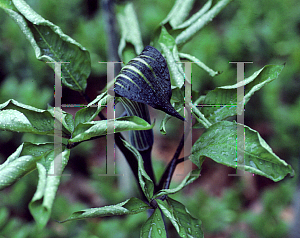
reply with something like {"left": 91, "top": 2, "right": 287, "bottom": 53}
{"left": 0, "top": 0, "right": 299, "bottom": 237}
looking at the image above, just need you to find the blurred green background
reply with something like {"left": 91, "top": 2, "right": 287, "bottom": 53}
{"left": 0, "top": 0, "right": 300, "bottom": 237}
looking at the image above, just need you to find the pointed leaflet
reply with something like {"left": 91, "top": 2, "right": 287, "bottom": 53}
{"left": 197, "top": 64, "right": 285, "bottom": 125}
{"left": 189, "top": 121, "right": 294, "bottom": 182}
{"left": 1, "top": 0, "right": 91, "bottom": 92}
{"left": 191, "top": 103, "right": 212, "bottom": 129}
{"left": 117, "top": 2, "right": 143, "bottom": 59}
{"left": 29, "top": 148, "right": 70, "bottom": 229}
{"left": 140, "top": 208, "right": 167, "bottom": 238}
{"left": 175, "top": 0, "right": 233, "bottom": 46}
{"left": 159, "top": 87, "right": 185, "bottom": 134}
{"left": 69, "top": 116, "right": 154, "bottom": 143}
{"left": 158, "top": 27, "right": 185, "bottom": 89}
{"left": 74, "top": 92, "right": 113, "bottom": 128}
{"left": 114, "top": 45, "right": 184, "bottom": 121}
{"left": 47, "top": 105, "right": 74, "bottom": 134}
{"left": 0, "top": 99, "right": 72, "bottom": 137}
{"left": 153, "top": 168, "right": 201, "bottom": 199}
{"left": 175, "top": 0, "right": 212, "bottom": 29}
{"left": 157, "top": 26, "right": 186, "bottom": 129}
{"left": 179, "top": 52, "right": 220, "bottom": 77}
{"left": 157, "top": 198, "right": 203, "bottom": 238}
{"left": 0, "top": 142, "right": 56, "bottom": 190}
{"left": 161, "top": 0, "right": 195, "bottom": 29}
{"left": 60, "top": 197, "right": 150, "bottom": 223}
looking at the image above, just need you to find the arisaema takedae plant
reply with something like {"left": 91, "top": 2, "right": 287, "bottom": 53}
{"left": 0, "top": 0, "right": 294, "bottom": 237}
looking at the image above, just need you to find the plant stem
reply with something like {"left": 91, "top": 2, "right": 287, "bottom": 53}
{"left": 156, "top": 133, "right": 185, "bottom": 194}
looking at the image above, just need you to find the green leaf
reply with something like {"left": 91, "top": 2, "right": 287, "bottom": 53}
{"left": 87, "top": 92, "right": 113, "bottom": 108}
{"left": 70, "top": 116, "right": 155, "bottom": 143}
{"left": 158, "top": 28, "right": 184, "bottom": 89}
{"left": 74, "top": 92, "right": 114, "bottom": 128}
{"left": 1, "top": 0, "right": 91, "bottom": 92}
{"left": 117, "top": 2, "right": 143, "bottom": 60}
{"left": 179, "top": 52, "right": 220, "bottom": 77}
{"left": 189, "top": 121, "right": 294, "bottom": 182}
{"left": 0, "top": 99, "right": 72, "bottom": 137}
{"left": 175, "top": 0, "right": 212, "bottom": 29}
{"left": 161, "top": 0, "right": 195, "bottom": 29}
{"left": 199, "top": 64, "right": 285, "bottom": 124}
{"left": 158, "top": 26, "right": 176, "bottom": 50}
{"left": 74, "top": 106, "right": 99, "bottom": 128}
{"left": 121, "top": 139, "right": 155, "bottom": 201}
{"left": 0, "top": 142, "right": 56, "bottom": 190}
{"left": 160, "top": 42, "right": 184, "bottom": 89}
{"left": 158, "top": 87, "right": 186, "bottom": 134}
{"left": 60, "top": 197, "right": 150, "bottom": 223}
{"left": 63, "top": 113, "right": 74, "bottom": 134}
{"left": 159, "top": 114, "right": 171, "bottom": 135}
{"left": 47, "top": 105, "right": 74, "bottom": 134}
{"left": 29, "top": 148, "right": 70, "bottom": 229}
{"left": 73, "top": 93, "right": 114, "bottom": 128}
{"left": 153, "top": 168, "right": 201, "bottom": 198}
{"left": 175, "top": 0, "right": 233, "bottom": 46}
{"left": 0, "top": 99, "right": 53, "bottom": 134}
{"left": 191, "top": 103, "right": 212, "bottom": 129}
{"left": 140, "top": 208, "right": 167, "bottom": 238}
{"left": 157, "top": 198, "right": 203, "bottom": 238}
{"left": 74, "top": 92, "right": 111, "bottom": 128}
